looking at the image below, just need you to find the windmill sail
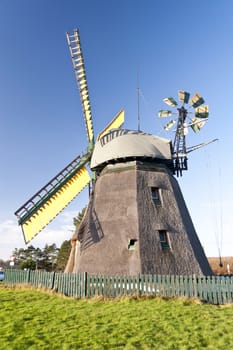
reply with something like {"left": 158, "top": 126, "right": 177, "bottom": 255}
{"left": 15, "top": 153, "right": 91, "bottom": 244}
{"left": 158, "top": 90, "right": 211, "bottom": 175}
{"left": 97, "top": 109, "right": 125, "bottom": 140}
{"left": 15, "top": 29, "right": 125, "bottom": 245}
{"left": 66, "top": 29, "right": 94, "bottom": 148}
{"left": 178, "top": 90, "right": 190, "bottom": 104}
{"left": 189, "top": 93, "right": 205, "bottom": 108}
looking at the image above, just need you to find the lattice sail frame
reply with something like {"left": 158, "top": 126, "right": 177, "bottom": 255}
{"left": 66, "top": 29, "right": 94, "bottom": 148}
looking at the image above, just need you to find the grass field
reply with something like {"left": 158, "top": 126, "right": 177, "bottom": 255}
{"left": 0, "top": 285, "right": 233, "bottom": 350}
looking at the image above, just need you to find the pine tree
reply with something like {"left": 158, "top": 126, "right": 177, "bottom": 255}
{"left": 56, "top": 240, "right": 71, "bottom": 271}
{"left": 73, "top": 207, "right": 86, "bottom": 227}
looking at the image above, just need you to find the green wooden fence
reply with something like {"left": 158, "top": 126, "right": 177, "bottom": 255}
{"left": 3, "top": 269, "right": 233, "bottom": 305}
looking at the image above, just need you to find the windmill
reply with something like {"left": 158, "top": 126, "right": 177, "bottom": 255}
{"left": 158, "top": 90, "right": 217, "bottom": 176}
{"left": 15, "top": 29, "right": 213, "bottom": 276}
{"left": 14, "top": 29, "right": 124, "bottom": 245}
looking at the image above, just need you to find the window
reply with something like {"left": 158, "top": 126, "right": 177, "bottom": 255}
{"left": 128, "top": 239, "right": 138, "bottom": 251}
{"left": 159, "top": 230, "right": 170, "bottom": 251}
{"left": 151, "top": 187, "right": 161, "bottom": 205}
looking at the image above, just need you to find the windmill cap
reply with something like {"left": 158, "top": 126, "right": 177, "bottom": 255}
{"left": 90, "top": 129, "right": 172, "bottom": 170}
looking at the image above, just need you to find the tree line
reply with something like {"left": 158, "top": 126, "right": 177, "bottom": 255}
{"left": 0, "top": 208, "right": 86, "bottom": 272}
{"left": 11, "top": 241, "right": 71, "bottom": 271}
{"left": 0, "top": 241, "right": 71, "bottom": 272}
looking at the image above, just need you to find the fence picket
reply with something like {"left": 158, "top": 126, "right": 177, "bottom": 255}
{"left": 227, "top": 276, "right": 233, "bottom": 304}
{"left": 220, "top": 276, "right": 227, "bottom": 304}
{"left": 208, "top": 276, "right": 213, "bottom": 303}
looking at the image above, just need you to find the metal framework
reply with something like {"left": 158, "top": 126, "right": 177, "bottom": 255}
{"left": 158, "top": 90, "right": 215, "bottom": 176}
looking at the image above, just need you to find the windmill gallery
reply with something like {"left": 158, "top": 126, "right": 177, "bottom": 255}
{"left": 15, "top": 29, "right": 215, "bottom": 276}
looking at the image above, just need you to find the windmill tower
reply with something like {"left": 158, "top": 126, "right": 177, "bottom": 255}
{"left": 15, "top": 29, "right": 213, "bottom": 276}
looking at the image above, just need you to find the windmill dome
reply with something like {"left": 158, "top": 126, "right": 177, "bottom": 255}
{"left": 90, "top": 129, "right": 173, "bottom": 170}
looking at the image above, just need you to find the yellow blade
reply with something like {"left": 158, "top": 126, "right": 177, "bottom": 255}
{"left": 21, "top": 166, "right": 90, "bottom": 244}
{"left": 97, "top": 109, "right": 124, "bottom": 140}
{"left": 66, "top": 29, "right": 94, "bottom": 144}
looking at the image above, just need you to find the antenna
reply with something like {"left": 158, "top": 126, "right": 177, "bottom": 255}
{"left": 137, "top": 69, "right": 140, "bottom": 131}
{"left": 158, "top": 90, "right": 215, "bottom": 176}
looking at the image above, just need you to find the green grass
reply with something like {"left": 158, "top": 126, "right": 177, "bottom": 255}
{"left": 0, "top": 285, "right": 233, "bottom": 349}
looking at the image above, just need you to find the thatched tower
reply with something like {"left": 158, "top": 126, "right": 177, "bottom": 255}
{"left": 65, "top": 129, "right": 212, "bottom": 275}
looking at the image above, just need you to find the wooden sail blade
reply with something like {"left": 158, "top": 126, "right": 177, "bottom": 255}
{"left": 97, "top": 109, "right": 124, "bottom": 140}
{"left": 21, "top": 166, "right": 90, "bottom": 244}
{"left": 195, "top": 105, "right": 209, "bottom": 119}
{"left": 190, "top": 117, "right": 206, "bottom": 133}
{"left": 15, "top": 153, "right": 91, "bottom": 244}
{"left": 158, "top": 110, "right": 173, "bottom": 118}
{"left": 163, "top": 119, "right": 176, "bottom": 130}
{"left": 178, "top": 90, "right": 190, "bottom": 104}
{"left": 66, "top": 29, "right": 94, "bottom": 147}
{"left": 163, "top": 97, "right": 178, "bottom": 107}
{"left": 190, "top": 93, "right": 205, "bottom": 108}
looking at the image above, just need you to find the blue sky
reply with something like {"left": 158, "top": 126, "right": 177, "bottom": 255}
{"left": 0, "top": 0, "right": 232, "bottom": 262}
